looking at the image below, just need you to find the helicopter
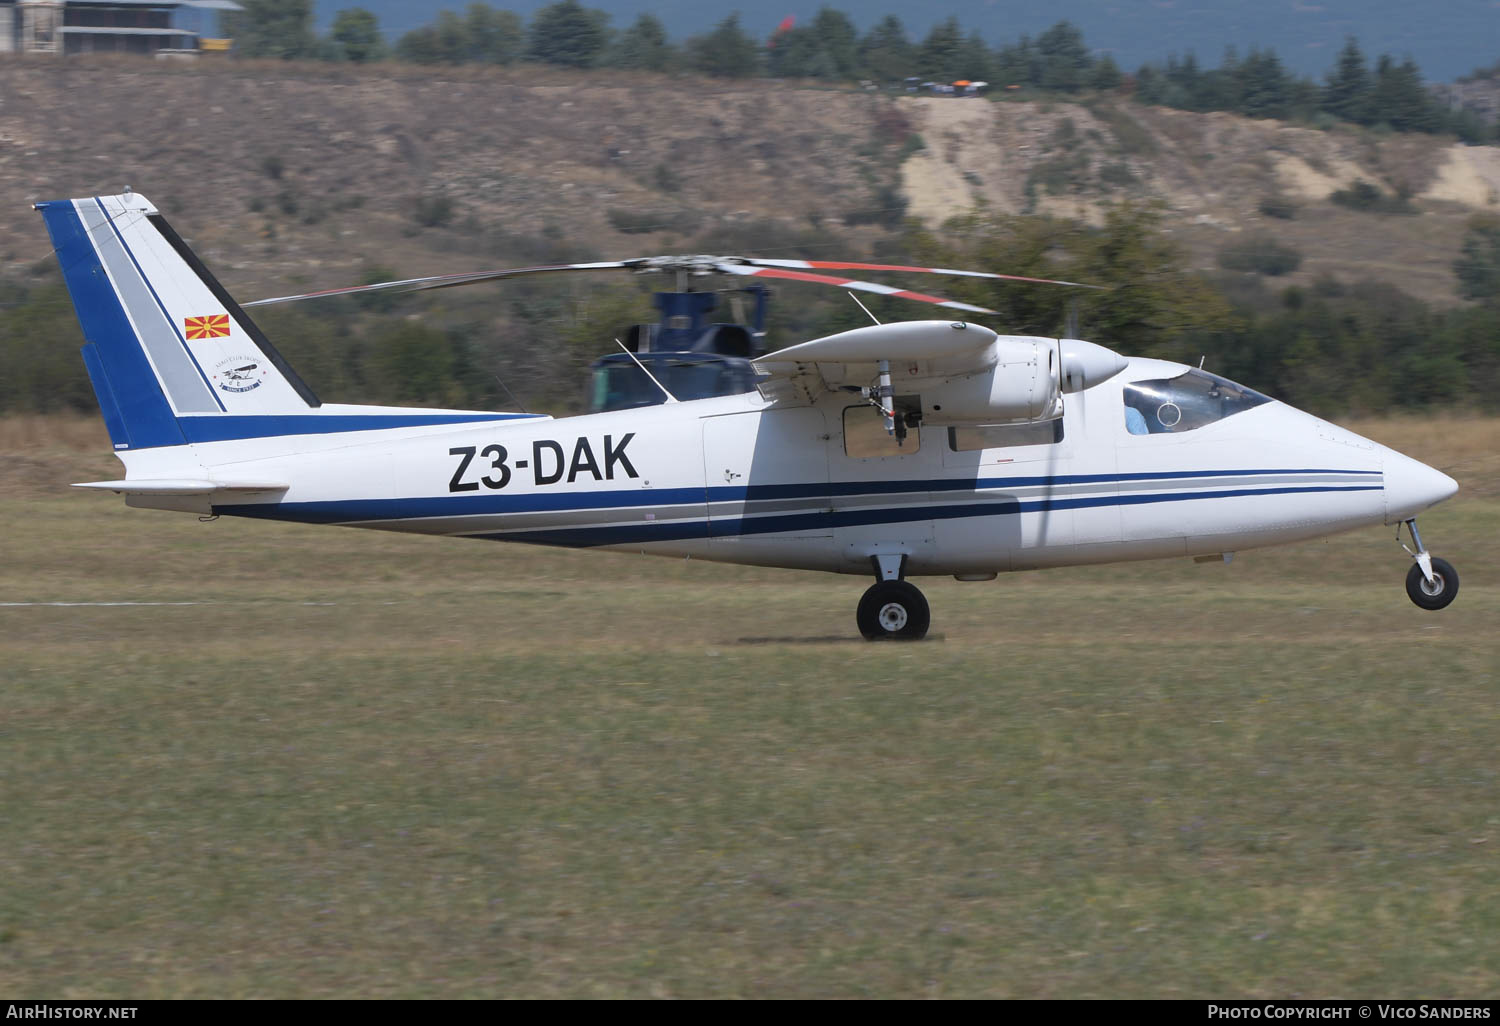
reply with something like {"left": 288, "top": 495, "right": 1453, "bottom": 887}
{"left": 244, "top": 252, "right": 1101, "bottom": 416}
{"left": 41, "top": 192, "right": 1459, "bottom": 640}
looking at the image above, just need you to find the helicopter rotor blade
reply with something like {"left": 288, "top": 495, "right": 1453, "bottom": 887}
{"left": 243, "top": 253, "right": 1100, "bottom": 310}
{"left": 243, "top": 261, "right": 635, "bottom": 308}
{"left": 736, "top": 258, "right": 1107, "bottom": 291}
{"left": 712, "top": 261, "right": 999, "bottom": 316}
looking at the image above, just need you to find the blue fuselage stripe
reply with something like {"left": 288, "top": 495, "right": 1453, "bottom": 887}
{"left": 466, "top": 484, "right": 1383, "bottom": 547}
{"left": 214, "top": 476, "right": 1383, "bottom": 546}
{"left": 211, "top": 468, "right": 1380, "bottom": 524}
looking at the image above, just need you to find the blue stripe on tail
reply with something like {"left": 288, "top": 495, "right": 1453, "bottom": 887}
{"left": 79, "top": 343, "right": 129, "bottom": 449}
{"left": 37, "top": 200, "right": 184, "bottom": 450}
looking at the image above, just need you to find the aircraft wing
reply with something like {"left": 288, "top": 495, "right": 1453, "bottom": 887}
{"left": 753, "top": 320, "right": 1000, "bottom": 402}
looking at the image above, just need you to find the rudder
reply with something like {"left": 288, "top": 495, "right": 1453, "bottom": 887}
{"left": 36, "top": 193, "right": 319, "bottom": 451}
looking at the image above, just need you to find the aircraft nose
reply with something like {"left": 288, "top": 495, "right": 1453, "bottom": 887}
{"left": 1384, "top": 450, "right": 1458, "bottom": 521}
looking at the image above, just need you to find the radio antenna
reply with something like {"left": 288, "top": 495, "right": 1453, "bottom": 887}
{"left": 615, "top": 339, "right": 679, "bottom": 404}
{"left": 848, "top": 291, "right": 882, "bottom": 325}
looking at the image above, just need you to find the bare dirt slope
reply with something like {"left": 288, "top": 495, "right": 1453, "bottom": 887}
{"left": 900, "top": 96, "right": 1500, "bottom": 302}
{"left": 0, "top": 59, "right": 910, "bottom": 297}
{"left": 1, "top": 58, "right": 1494, "bottom": 304}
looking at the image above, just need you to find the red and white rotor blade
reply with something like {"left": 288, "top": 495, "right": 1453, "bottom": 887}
{"left": 715, "top": 262, "right": 998, "bottom": 316}
{"left": 243, "top": 261, "right": 632, "bottom": 308}
{"left": 741, "top": 258, "right": 1106, "bottom": 291}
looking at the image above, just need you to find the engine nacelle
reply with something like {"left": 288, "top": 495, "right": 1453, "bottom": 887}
{"left": 922, "top": 336, "right": 1062, "bottom": 424}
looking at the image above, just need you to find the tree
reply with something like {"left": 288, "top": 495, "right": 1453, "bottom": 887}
{"left": 463, "top": 3, "right": 523, "bottom": 64}
{"left": 526, "top": 0, "right": 609, "bottom": 69}
{"left": 1323, "top": 37, "right": 1373, "bottom": 124}
{"left": 328, "top": 8, "right": 385, "bottom": 63}
{"left": 225, "top": 0, "right": 314, "bottom": 59}
{"left": 1089, "top": 54, "right": 1123, "bottom": 92}
{"left": 857, "top": 15, "right": 914, "bottom": 84}
{"left": 1070, "top": 202, "right": 1235, "bottom": 357}
{"left": 1454, "top": 217, "right": 1500, "bottom": 302}
{"left": 686, "top": 13, "right": 759, "bottom": 79}
{"left": 957, "top": 30, "right": 993, "bottom": 85}
{"left": 1238, "top": 48, "right": 1289, "bottom": 119}
{"left": 993, "top": 37, "right": 1040, "bottom": 88}
{"left": 917, "top": 17, "right": 963, "bottom": 81}
{"left": 608, "top": 13, "right": 673, "bottom": 71}
{"left": 395, "top": 11, "right": 468, "bottom": 64}
{"left": 1371, "top": 56, "right": 1438, "bottom": 132}
{"left": 809, "top": 6, "right": 858, "bottom": 81}
{"left": 767, "top": 25, "right": 835, "bottom": 79}
{"left": 1036, "top": 20, "right": 1090, "bottom": 92}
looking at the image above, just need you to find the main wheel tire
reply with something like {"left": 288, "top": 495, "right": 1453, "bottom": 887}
{"left": 1406, "top": 557, "right": 1459, "bottom": 611}
{"left": 857, "top": 580, "right": 931, "bottom": 641}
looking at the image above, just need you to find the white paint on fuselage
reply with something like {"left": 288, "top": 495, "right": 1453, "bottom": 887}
{"left": 160, "top": 356, "right": 1444, "bottom": 579}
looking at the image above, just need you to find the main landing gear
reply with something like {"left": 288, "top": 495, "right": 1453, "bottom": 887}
{"left": 857, "top": 555, "right": 930, "bottom": 641}
{"left": 1398, "top": 518, "right": 1459, "bottom": 611}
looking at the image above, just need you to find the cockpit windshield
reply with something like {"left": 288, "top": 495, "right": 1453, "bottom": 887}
{"left": 1123, "top": 368, "right": 1271, "bottom": 435}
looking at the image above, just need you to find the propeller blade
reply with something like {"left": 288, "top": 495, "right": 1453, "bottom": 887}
{"left": 243, "top": 261, "right": 633, "bottom": 307}
{"left": 738, "top": 258, "right": 1107, "bottom": 291}
{"left": 714, "top": 262, "right": 998, "bottom": 316}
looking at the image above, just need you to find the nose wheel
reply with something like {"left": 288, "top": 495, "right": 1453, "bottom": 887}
{"left": 1399, "top": 519, "right": 1459, "bottom": 611}
{"left": 857, "top": 580, "right": 930, "bottom": 641}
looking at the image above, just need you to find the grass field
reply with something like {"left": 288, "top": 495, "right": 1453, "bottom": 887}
{"left": 1, "top": 417, "right": 1497, "bottom": 998}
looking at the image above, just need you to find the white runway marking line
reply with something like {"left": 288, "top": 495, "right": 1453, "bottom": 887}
{"left": 1, "top": 601, "right": 350, "bottom": 607}
{"left": 0, "top": 601, "right": 206, "bottom": 607}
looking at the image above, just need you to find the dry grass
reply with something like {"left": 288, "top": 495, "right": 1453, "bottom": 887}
{"left": 0, "top": 413, "right": 109, "bottom": 452}
{"left": 1340, "top": 414, "right": 1500, "bottom": 496}
{"left": 1, "top": 412, "right": 1496, "bottom": 997}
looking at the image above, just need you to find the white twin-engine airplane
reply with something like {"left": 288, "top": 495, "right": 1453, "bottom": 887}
{"left": 40, "top": 193, "right": 1460, "bottom": 639}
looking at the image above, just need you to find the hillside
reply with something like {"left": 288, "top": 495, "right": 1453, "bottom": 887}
{"left": 1, "top": 57, "right": 1497, "bottom": 307}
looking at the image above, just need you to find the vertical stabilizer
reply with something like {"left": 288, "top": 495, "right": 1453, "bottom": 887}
{"left": 36, "top": 193, "right": 319, "bottom": 450}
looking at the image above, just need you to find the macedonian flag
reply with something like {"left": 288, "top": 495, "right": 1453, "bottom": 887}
{"left": 184, "top": 314, "right": 230, "bottom": 340}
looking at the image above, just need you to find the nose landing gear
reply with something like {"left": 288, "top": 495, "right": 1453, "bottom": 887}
{"left": 1399, "top": 519, "right": 1459, "bottom": 611}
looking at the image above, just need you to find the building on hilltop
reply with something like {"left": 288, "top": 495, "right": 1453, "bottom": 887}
{"left": 0, "top": 0, "right": 241, "bottom": 57}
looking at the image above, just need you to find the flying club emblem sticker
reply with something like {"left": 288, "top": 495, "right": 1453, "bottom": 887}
{"left": 213, "top": 355, "right": 265, "bottom": 393}
{"left": 185, "top": 314, "right": 230, "bottom": 339}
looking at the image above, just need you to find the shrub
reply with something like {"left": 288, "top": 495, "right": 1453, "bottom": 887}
{"left": 1217, "top": 233, "right": 1304, "bottom": 276}
{"left": 1258, "top": 194, "right": 1298, "bottom": 219}
{"left": 607, "top": 208, "right": 700, "bottom": 235}
{"left": 1330, "top": 179, "right": 1415, "bottom": 214}
{"left": 411, "top": 195, "right": 455, "bottom": 228}
{"left": 1100, "top": 161, "right": 1135, "bottom": 188}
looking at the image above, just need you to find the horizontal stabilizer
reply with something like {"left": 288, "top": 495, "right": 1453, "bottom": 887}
{"left": 73, "top": 479, "right": 288, "bottom": 496}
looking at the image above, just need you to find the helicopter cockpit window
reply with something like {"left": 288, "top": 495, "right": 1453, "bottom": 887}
{"left": 1122, "top": 369, "right": 1271, "bottom": 435}
{"left": 590, "top": 358, "right": 758, "bottom": 413}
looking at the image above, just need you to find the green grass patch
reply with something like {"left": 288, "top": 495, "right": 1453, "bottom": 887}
{"left": 1, "top": 493, "right": 1497, "bottom": 997}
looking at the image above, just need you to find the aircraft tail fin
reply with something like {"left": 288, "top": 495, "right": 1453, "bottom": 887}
{"left": 36, "top": 193, "right": 319, "bottom": 451}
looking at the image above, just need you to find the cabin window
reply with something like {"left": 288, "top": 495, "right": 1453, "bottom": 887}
{"left": 589, "top": 357, "right": 757, "bottom": 413}
{"left": 843, "top": 403, "right": 921, "bottom": 457}
{"left": 948, "top": 419, "right": 1063, "bottom": 452}
{"left": 1123, "top": 369, "right": 1271, "bottom": 435}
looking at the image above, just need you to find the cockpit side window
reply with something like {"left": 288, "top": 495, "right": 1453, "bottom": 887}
{"left": 1123, "top": 369, "right": 1271, "bottom": 435}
